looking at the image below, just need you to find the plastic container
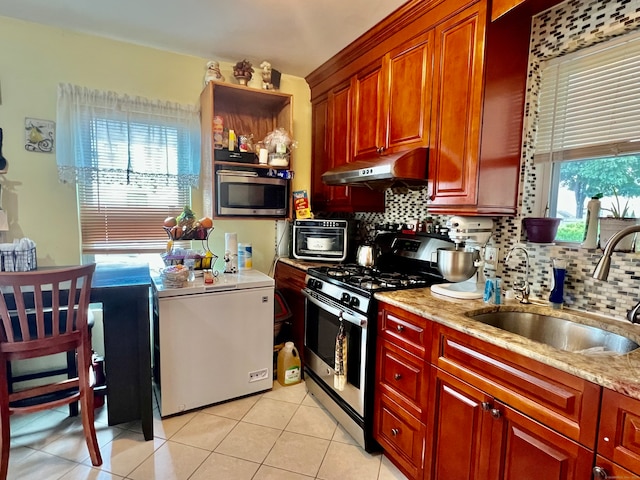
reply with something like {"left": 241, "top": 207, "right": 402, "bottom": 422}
{"left": 582, "top": 196, "right": 601, "bottom": 248}
{"left": 238, "top": 243, "right": 252, "bottom": 270}
{"left": 549, "top": 258, "right": 566, "bottom": 309}
{"left": 277, "top": 341, "right": 301, "bottom": 386}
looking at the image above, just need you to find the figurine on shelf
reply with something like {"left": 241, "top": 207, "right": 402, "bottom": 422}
{"left": 204, "top": 60, "right": 225, "bottom": 86}
{"left": 259, "top": 61, "right": 281, "bottom": 90}
{"left": 233, "top": 59, "right": 254, "bottom": 85}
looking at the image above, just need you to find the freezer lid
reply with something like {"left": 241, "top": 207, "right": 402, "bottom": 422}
{"left": 153, "top": 269, "right": 274, "bottom": 297}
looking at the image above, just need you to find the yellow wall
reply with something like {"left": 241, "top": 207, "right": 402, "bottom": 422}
{"left": 0, "top": 16, "right": 311, "bottom": 273}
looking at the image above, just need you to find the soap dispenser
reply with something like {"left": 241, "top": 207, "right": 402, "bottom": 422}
{"left": 549, "top": 258, "right": 566, "bottom": 309}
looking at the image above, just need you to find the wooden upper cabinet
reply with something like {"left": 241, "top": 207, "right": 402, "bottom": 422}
{"left": 327, "top": 81, "right": 352, "bottom": 206}
{"left": 491, "top": 0, "right": 569, "bottom": 22}
{"left": 428, "top": 2, "right": 485, "bottom": 208}
{"left": 310, "top": 80, "right": 385, "bottom": 213}
{"left": 491, "top": 0, "right": 525, "bottom": 20}
{"left": 308, "top": 0, "right": 530, "bottom": 215}
{"left": 353, "top": 30, "right": 433, "bottom": 161}
{"left": 311, "top": 97, "right": 329, "bottom": 211}
{"left": 353, "top": 61, "right": 385, "bottom": 159}
{"left": 386, "top": 30, "right": 433, "bottom": 153}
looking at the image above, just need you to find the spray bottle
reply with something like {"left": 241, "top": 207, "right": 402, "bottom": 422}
{"left": 581, "top": 193, "right": 602, "bottom": 249}
{"left": 549, "top": 258, "right": 566, "bottom": 309}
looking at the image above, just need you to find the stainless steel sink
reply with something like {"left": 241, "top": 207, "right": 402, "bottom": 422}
{"left": 465, "top": 310, "right": 639, "bottom": 354}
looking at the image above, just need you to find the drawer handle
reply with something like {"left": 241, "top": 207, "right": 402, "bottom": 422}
{"left": 396, "top": 325, "right": 404, "bottom": 332}
{"left": 391, "top": 428, "right": 400, "bottom": 436}
{"left": 394, "top": 373, "right": 402, "bottom": 380}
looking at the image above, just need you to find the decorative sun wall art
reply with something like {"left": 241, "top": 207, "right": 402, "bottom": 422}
{"left": 24, "top": 118, "right": 55, "bottom": 153}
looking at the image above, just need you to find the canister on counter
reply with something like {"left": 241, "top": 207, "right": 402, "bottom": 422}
{"left": 238, "top": 243, "right": 252, "bottom": 270}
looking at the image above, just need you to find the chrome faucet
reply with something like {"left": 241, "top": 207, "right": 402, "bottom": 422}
{"left": 592, "top": 224, "right": 640, "bottom": 324}
{"left": 505, "top": 245, "right": 531, "bottom": 304}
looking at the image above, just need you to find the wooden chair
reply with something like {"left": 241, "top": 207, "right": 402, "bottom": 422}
{"left": 0, "top": 265, "right": 102, "bottom": 479}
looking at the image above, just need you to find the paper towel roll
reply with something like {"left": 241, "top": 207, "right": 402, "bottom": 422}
{"left": 225, "top": 232, "right": 238, "bottom": 256}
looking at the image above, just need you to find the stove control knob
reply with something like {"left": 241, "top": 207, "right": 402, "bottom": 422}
{"left": 308, "top": 279, "right": 322, "bottom": 290}
{"left": 350, "top": 297, "right": 360, "bottom": 309}
{"left": 341, "top": 292, "right": 351, "bottom": 304}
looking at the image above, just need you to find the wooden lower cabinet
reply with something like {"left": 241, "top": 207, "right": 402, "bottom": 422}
{"left": 375, "top": 304, "right": 603, "bottom": 480}
{"left": 273, "top": 261, "right": 306, "bottom": 365}
{"left": 428, "top": 368, "right": 492, "bottom": 479}
{"left": 427, "top": 368, "right": 594, "bottom": 480}
{"left": 494, "top": 399, "right": 593, "bottom": 480}
{"left": 376, "top": 392, "right": 427, "bottom": 480}
{"left": 593, "top": 456, "right": 640, "bottom": 479}
{"left": 375, "top": 303, "right": 431, "bottom": 480}
{"left": 596, "top": 388, "right": 640, "bottom": 477}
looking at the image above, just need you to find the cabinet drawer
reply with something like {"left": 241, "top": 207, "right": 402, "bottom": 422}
{"left": 375, "top": 393, "right": 425, "bottom": 479}
{"left": 598, "top": 388, "right": 640, "bottom": 474}
{"left": 432, "top": 324, "right": 600, "bottom": 447}
{"left": 378, "top": 340, "right": 429, "bottom": 418}
{"left": 379, "top": 302, "right": 431, "bottom": 359}
{"left": 274, "top": 262, "right": 306, "bottom": 290}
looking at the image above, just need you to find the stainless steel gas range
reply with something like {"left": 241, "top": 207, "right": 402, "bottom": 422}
{"left": 302, "top": 232, "right": 453, "bottom": 451}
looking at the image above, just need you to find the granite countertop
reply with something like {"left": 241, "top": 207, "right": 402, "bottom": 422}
{"left": 375, "top": 288, "right": 640, "bottom": 401}
{"left": 277, "top": 257, "right": 335, "bottom": 271}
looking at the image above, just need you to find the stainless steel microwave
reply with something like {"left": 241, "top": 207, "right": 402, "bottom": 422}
{"left": 216, "top": 169, "right": 289, "bottom": 217}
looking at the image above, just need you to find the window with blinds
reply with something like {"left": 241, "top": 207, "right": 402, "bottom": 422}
{"left": 536, "top": 31, "right": 640, "bottom": 164}
{"left": 534, "top": 30, "right": 640, "bottom": 242}
{"left": 78, "top": 118, "right": 192, "bottom": 253}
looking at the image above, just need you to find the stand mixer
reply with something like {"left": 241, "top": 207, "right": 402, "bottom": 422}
{"left": 430, "top": 216, "right": 494, "bottom": 299}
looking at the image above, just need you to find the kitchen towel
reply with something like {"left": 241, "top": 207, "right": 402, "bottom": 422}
{"left": 334, "top": 320, "right": 347, "bottom": 391}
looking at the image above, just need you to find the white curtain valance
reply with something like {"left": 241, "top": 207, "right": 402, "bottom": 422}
{"left": 56, "top": 83, "right": 201, "bottom": 187}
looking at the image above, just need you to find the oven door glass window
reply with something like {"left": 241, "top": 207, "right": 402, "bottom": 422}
{"left": 305, "top": 303, "right": 361, "bottom": 388}
{"left": 295, "top": 228, "right": 346, "bottom": 258}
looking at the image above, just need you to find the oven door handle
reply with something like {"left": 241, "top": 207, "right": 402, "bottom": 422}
{"left": 302, "top": 289, "right": 367, "bottom": 327}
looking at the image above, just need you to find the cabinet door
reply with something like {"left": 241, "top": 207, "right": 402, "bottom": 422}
{"left": 428, "top": 2, "right": 486, "bottom": 207}
{"left": 327, "top": 81, "right": 352, "bottom": 206}
{"left": 598, "top": 388, "right": 640, "bottom": 475}
{"left": 353, "top": 61, "right": 385, "bottom": 159}
{"left": 311, "top": 97, "right": 329, "bottom": 211}
{"left": 386, "top": 30, "right": 433, "bottom": 153}
{"left": 274, "top": 262, "right": 306, "bottom": 366}
{"left": 316, "top": 80, "right": 385, "bottom": 213}
{"left": 428, "top": 368, "right": 493, "bottom": 480}
{"left": 493, "top": 400, "right": 594, "bottom": 480}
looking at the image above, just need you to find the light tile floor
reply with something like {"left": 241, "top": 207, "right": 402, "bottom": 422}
{"left": 7, "top": 380, "right": 409, "bottom": 479}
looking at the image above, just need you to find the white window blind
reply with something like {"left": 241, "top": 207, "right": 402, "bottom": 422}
{"left": 535, "top": 31, "right": 640, "bottom": 164}
{"left": 56, "top": 85, "right": 200, "bottom": 254}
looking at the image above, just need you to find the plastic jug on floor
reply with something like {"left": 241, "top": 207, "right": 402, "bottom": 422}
{"left": 277, "top": 341, "right": 301, "bottom": 386}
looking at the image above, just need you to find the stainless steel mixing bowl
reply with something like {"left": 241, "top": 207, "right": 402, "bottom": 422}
{"left": 436, "top": 247, "right": 479, "bottom": 282}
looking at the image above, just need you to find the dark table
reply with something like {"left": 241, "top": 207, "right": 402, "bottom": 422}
{"left": 92, "top": 263, "right": 153, "bottom": 440}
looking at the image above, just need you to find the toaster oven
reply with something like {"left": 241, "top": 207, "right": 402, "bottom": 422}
{"left": 292, "top": 219, "right": 349, "bottom": 262}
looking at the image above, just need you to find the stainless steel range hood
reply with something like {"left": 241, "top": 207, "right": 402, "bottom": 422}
{"left": 321, "top": 147, "right": 429, "bottom": 190}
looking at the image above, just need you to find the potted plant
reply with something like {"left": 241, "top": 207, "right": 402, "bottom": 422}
{"left": 599, "top": 187, "right": 638, "bottom": 251}
{"left": 523, "top": 216, "right": 562, "bottom": 243}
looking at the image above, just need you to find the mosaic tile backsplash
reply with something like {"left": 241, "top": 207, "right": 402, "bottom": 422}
{"left": 356, "top": 0, "right": 640, "bottom": 323}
